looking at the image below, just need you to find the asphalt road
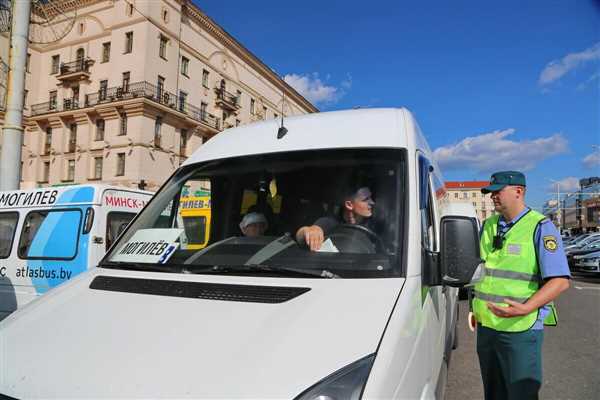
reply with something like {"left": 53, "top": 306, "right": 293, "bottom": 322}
{"left": 447, "top": 274, "right": 600, "bottom": 400}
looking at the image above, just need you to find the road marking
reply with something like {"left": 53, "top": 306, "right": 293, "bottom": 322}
{"left": 574, "top": 285, "right": 600, "bottom": 290}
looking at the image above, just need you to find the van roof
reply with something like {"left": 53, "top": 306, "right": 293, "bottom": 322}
{"left": 0, "top": 184, "right": 153, "bottom": 209}
{"left": 184, "top": 108, "right": 428, "bottom": 166}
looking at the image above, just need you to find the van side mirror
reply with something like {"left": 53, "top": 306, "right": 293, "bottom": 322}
{"left": 440, "top": 216, "right": 482, "bottom": 287}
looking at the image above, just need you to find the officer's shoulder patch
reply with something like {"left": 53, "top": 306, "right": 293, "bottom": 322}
{"left": 543, "top": 235, "right": 558, "bottom": 252}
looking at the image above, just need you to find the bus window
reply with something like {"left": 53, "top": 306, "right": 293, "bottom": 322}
{"left": 18, "top": 209, "right": 82, "bottom": 260}
{"left": 106, "top": 212, "right": 136, "bottom": 251}
{"left": 182, "top": 215, "right": 207, "bottom": 246}
{"left": 0, "top": 212, "right": 18, "bottom": 258}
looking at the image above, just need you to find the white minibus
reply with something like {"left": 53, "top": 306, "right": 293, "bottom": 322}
{"left": 0, "top": 109, "right": 481, "bottom": 399}
{"left": 0, "top": 184, "right": 152, "bottom": 319}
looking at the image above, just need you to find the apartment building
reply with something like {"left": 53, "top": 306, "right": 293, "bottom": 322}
{"left": 2, "top": 0, "right": 316, "bottom": 191}
{"left": 445, "top": 181, "right": 495, "bottom": 222}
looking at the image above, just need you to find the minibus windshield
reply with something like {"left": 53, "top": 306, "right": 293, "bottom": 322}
{"left": 103, "top": 148, "right": 406, "bottom": 278}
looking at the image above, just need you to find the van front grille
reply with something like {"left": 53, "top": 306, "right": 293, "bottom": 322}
{"left": 90, "top": 275, "right": 310, "bottom": 303}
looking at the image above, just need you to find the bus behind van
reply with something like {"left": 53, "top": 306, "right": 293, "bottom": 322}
{"left": 0, "top": 184, "right": 152, "bottom": 319}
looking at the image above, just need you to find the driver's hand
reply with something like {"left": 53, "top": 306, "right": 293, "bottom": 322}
{"left": 298, "top": 225, "right": 324, "bottom": 251}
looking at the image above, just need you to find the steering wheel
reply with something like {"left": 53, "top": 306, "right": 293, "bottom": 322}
{"left": 327, "top": 223, "right": 385, "bottom": 254}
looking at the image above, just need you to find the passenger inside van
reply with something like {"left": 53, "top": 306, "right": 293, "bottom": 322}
{"left": 239, "top": 212, "right": 268, "bottom": 237}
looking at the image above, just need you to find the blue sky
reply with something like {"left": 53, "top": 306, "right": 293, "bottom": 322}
{"left": 196, "top": 0, "right": 600, "bottom": 210}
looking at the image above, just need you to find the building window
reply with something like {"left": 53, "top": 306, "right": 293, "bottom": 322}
{"left": 181, "top": 56, "right": 189, "bottom": 76}
{"left": 76, "top": 48, "right": 85, "bottom": 63}
{"left": 162, "top": 8, "right": 169, "bottom": 23}
{"left": 122, "top": 71, "right": 130, "bottom": 92}
{"left": 274, "top": 113, "right": 278, "bottom": 120}
{"left": 116, "top": 153, "right": 126, "bottom": 176}
{"left": 99, "top": 80, "right": 108, "bottom": 101}
{"left": 262, "top": 106, "right": 267, "bottom": 119}
{"left": 41, "top": 161, "right": 50, "bottom": 183}
{"left": 78, "top": 22, "right": 85, "bottom": 35}
{"left": 125, "top": 31, "right": 133, "bottom": 54}
{"left": 26, "top": 53, "right": 31, "bottom": 72}
{"left": 462, "top": 192, "right": 468, "bottom": 199}
{"left": 44, "top": 127, "right": 52, "bottom": 155}
{"left": 68, "top": 123, "right": 77, "bottom": 153}
{"left": 472, "top": 192, "right": 477, "bottom": 198}
{"left": 250, "top": 98, "right": 255, "bottom": 114}
{"left": 49, "top": 90, "right": 57, "bottom": 110}
{"left": 154, "top": 116, "right": 162, "bottom": 147}
{"left": 178, "top": 90, "right": 187, "bottom": 112}
{"left": 51, "top": 55, "right": 59, "bottom": 74}
{"left": 180, "top": 129, "right": 188, "bottom": 156}
{"left": 157, "top": 75, "right": 165, "bottom": 99}
{"left": 200, "top": 102, "right": 207, "bottom": 120}
{"left": 93, "top": 157, "right": 103, "bottom": 179}
{"left": 119, "top": 113, "right": 127, "bottom": 136}
{"left": 159, "top": 35, "right": 168, "bottom": 59}
{"left": 126, "top": 2, "right": 134, "bottom": 16}
{"left": 454, "top": 192, "right": 458, "bottom": 199}
{"left": 66, "top": 159, "right": 75, "bottom": 181}
{"left": 202, "top": 69, "right": 209, "bottom": 87}
{"left": 482, "top": 210, "right": 487, "bottom": 219}
{"left": 472, "top": 202, "right": 477, "bottom": 207}
{"left": 102, "top": 42, "right": 111, "bottom": 62}
{"left": 95, "top": 119, "right": 105, "bottom": 141}
{"left": 236, "top": 119, "right": 240, "bottom": 127}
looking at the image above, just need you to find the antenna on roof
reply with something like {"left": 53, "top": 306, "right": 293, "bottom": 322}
{"left": 277, "top": 81, "right": 288, "bottom": 139}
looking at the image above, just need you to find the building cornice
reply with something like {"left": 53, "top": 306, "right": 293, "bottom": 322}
{"left": 180, "top": 1, "right": 318, "bottom": 113}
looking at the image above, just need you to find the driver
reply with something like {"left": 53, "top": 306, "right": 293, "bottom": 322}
{"left": 295, "top": 187, "right": 375, "bottom": 251}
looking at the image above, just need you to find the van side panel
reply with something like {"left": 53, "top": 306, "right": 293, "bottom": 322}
{"left": 18, "top": 187, "right": 94, "bottom": 295}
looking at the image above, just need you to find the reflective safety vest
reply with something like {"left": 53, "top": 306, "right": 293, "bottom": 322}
{"left": 474, "top": 209, "right": 558, "bottom": 332}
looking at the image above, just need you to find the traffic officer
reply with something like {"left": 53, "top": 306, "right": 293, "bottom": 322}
{"left": 473, "top": 171, "right": 570, "bottom": 400}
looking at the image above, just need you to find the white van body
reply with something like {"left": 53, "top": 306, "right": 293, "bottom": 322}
{"left": 0, "top": 109, "right": 479, "bottom": 399}
{"left": 0, "top": 184, "right": 152, "bottom": 319}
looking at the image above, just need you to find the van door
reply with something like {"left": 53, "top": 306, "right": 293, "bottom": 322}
{"left": 418, "top": 155, "right": 446, "bottom": 386}
{"left": 0, "top": 211, "right": 20, "bottom": 317}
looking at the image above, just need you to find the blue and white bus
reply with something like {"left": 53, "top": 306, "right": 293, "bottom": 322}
{"left": 0, "top": 184, "right": 152, "bottom": 319}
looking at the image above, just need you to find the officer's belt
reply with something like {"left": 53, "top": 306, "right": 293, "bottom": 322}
{"left": 483, "top": 267, "right": 540, "bottom": 283}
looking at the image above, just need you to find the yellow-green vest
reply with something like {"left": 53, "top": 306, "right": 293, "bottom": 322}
{"left": 474, "top": 209, "right": 558, "bottom": 332}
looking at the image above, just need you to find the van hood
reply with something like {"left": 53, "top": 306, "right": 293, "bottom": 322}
{"left": 0, "top": 268, "right": 403, "bottom": 399}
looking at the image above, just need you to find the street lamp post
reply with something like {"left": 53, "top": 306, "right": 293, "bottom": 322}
{"left": 548, "top": 179, "right": 561, "bottom": 231}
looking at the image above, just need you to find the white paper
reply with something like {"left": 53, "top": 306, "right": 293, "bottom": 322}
{"left": 317, "top": 238, "right": 339, "bottom": 253}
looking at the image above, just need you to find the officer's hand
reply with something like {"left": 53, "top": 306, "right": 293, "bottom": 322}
{"left": 301, "top": 225, "right": 325, "bottom": 252}
{"left": 486, "top": 300, "right": 532, "bottom": 318}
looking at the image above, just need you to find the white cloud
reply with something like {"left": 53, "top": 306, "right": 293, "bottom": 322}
{"left": 433, "top": 129, "right": 568, "bottom": 173}
{"left": 546, "top": 177, "right": 580, "bottom": 193}
{"left": 283, "top": 73, "right": 345, "bottom": 105}
{"left": 577, "top": 72, "right": 600, "bottom": 91}
{"left": 583, "top": 149, "right": 600, "bottom": 168}
{"left": 539, "top": 42, "right": 600, "bottom": 86}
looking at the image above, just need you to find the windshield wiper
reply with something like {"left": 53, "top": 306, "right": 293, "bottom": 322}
{"left": 245, "top": 264, "right": 340, "bottom": 279}
{"left": 99, "top": 261, "right": 177, "bottom": 273}
{"left": 183, "top": 264, "right": 339, "bottom": 279}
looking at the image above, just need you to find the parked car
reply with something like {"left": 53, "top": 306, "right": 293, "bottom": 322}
{"left": 564, "top": 233, "right": 600, "bottom": 254}
{"left": 0, "top": 108, "right": 482, "bottom": 399}
{"left": 566, "top": 238, "right": 600, "bottom": 269}
{"left": 572, "top": 250, "right": 600, "bottom": 274}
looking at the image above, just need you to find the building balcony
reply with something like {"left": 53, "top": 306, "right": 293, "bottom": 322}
{"left": 57, "top": 58, "right": 94, "bottom": 82}
{"left": 214, "top": 87, "right": 240, "bottom": 112}
{"left": 30, "top": 81, "right": 221, "bottom": 131}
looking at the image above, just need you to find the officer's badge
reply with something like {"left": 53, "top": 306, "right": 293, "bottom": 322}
{"left": 543, "top": 235, "right": 558, "bottom": 252}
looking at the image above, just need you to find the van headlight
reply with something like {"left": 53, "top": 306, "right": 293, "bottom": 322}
{"left": 293, "top": 354, "right": 375, "bottom": 400}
